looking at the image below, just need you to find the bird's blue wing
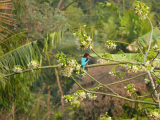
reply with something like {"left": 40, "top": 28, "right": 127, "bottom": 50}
{"left": 81, "top": 58, "right": 89, "bottom": 70}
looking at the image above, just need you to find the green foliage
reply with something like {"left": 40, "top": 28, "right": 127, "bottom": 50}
{"left": 134, "top": 1, "right": 150, "bottom": 19}
{"left": 95, "top": 1, "right": 118, "bottom": 24}
{"left": 119, "top": 11, "right": 143, "bottom": 43}
{"left": 100, "top": 112, "right": 111, "bottom": 120}
{"left": 102, "top": 52, "right": 114, "bottom": 59}
{"left": 118, "top": 49, "right": 128, "bottom": 60}
{"left": 56, "top": 51, "right": 82, "bottom": 77}
{"left": 0, "top": 73, "right": 35, "bottom": 112}
{"left": 13, "top": 0, "right": 70, "bottom": 40}
{"left": 74, "top": 25, "right": 92, "bottom": 50}
{"left": 13, "top": 65, "right": 23, "bottom": 73}
{"left": 100, "top": 17, "right": 118, "bottom": 42}
{"left": 147, "top": 49, "right": 157, "bottom": 60}
{"left": 0, "top": 39, "right": 41, "bottom": 71}
{"left": 105, "top": 40, "right": 116, "bottom": 49}
{"left": 56, "top": 51, "right": 66, "bottom": 60}
{"left": 125, "top": 83, "right": 136, "bottom": 94}
{"left": 53, "top": 112, "right": 63, "bottom": 120}
{"left": 109, "top": 68, "right": 124, "bottom": 78}
{"left": 12, "top": 0, "right": 25, "bottom": 22}
{"left": 0, "top": 31, "right": 58, "bottom": 113}
{"left": 1, "top": 0, "right": 160, "bottom": 119}
{"left": 65, "top": 2, "right": 84, "bottom": 27}
{"left": 0, "top": 30, "right": 28, "bottom": 53}
{"left": 135, "top": 53, "right": 143, "bottom": 62}
{"left": 0, "top": 0, "right": 15, "bottom": 40}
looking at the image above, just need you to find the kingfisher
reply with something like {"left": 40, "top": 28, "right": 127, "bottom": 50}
{"left": 81, "top": 53, "right": 93, "bottom": 70}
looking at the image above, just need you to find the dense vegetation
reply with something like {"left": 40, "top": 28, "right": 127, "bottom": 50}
{"left": 0, "top": 0, "right": 160, "bottom": 119}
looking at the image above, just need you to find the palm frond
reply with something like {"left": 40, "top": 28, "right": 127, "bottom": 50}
{"left": 0, "top": 0, "right": 15, "bottom": 40}
{"left": 0, "top": 0, "right": 13, "bottom": 9}
{"left": 0, "top": 32, "right": 59, "bottom": 73}
{"left": 0, "top": 40, "right": 41, "bottom": 72}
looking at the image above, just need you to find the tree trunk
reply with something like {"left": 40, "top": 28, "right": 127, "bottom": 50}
{"left": 54, "top": 68, "right": 64, "bottom": 108}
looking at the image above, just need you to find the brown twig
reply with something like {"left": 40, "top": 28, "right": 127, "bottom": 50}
{"left": 143, "top": 16, "right": 153, "bottom": 64}
{"left": 61, "top": 0, "right": 78, "bottom": 10}
{"left": 150, "top": 52, "right": 159, "bottom": 63}
{"left": 148, "top": 71, "right": 157, "bottom": 101}
{"left": 27, "top": 102, "right": 37, "bottom": 120}
{"left": 57, "top": 0, "right": 63, "bottom": 9}
{"left": 42, "top": 101, "right": 61, "bottom": 120}
{"left": 54, "top": 68, "right": 64, "bottom": 108}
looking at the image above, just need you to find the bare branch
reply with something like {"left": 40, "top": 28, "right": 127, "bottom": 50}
{"left": 85, "top": 71, "right": 119, "bottom": 96}
{"left": 42, "top": 101, "right": 61, "bottom": 120}
{"left": 91, "top": 49, "right": 142, "bottom": 65}
{"left": 71, "top": 76, "right": 158, "bottom": 105}
{"left": 143, "top": 16, "right": 153, "bottom": 64}
{"left": 86, "top": 73, "right": 147, "bottom": 91}
{"left": 147, "top": 71, "right": 157, "bottom": 98}
{"left": 57, "top": 0, "right": 63, "bottom": 9}
{"left": 61, "top": 0, "right": 78, "bottom": 10}
{"left": 3, "top": 62, "right": 143, "bottom": 78}
{"left": 54, "top": 68, "right": 64, "bottom": 108}
{"left": 150, "top": 52, "right": 159, "bottom": 63}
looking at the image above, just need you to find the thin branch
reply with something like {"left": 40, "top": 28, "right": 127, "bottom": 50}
{"left": 150, "top": 52, "right": 159, "bottom": 63}
{"left": 2, "top": 65, "right": 58, "bottom": 78}
{"left": 27, "top": 101, "right": 37, "bottom": 120}
{"left": 148, "top": 71, "right": 157, "bottom": 98}
{"left": 71, "top": 76, "right": 89, "bottom": 91}
{"left": 92, "top": 91, "right": 158, "bottom": 105}
{"left": 61, "top": 0, "right": 78, "bottom": 10}
{"left": 143, "top": 16, "right": 153, "bottom": 64}
{"left": 31, "top": 3, "right": 44, "bottom": 14}
{"left": 114, "top": 40, "right": 138, "bottom": 46}
{"left": 86, "top": 62, "right": 135, "bottom": 67}
{"left": 85, "top": 71, "right": 119, "bottom": 96}
{"left": 145, "top": 108, "right": 152, "bottom": 120}
{"left": 3, "top": 62, "right": 144, "bottom": 78}
{"left": 154, "top": 70, "right": 160, "bottom": 72}
{"left": 49, "top": 82, "right": 57, "bottom": 91}
{"left": 42, "top": 101, "right": 61, "bottom": 120}
{"left": 54, "top": 68, "right": 64, "bottom": 108}
{"left": 87, "top": 73, "right": 147, "bottom": 91}
{"left": 91, "top": 49, "right": 142, "bottom": 65}
{"left": 138, "top": 83, "right": 160, "bottom": 98}
{"left": 136, "top": 73, "right": 160, "bottom": 102}
{"left": 106, "top": 73, "right": 147, "bottom": 86}
{"left": 71, "top": 76, "right": 158, "bottom": 105}
{"left": 57, "top": 0, "right": 63, "bottom": 9}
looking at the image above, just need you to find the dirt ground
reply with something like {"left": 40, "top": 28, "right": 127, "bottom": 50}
{"left": 68, "top": 65, "right": 155, "bottom": 119}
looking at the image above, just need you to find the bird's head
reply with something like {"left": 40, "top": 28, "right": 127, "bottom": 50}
{"left": 83, "top": 53, "right": 94, "bottom": 58}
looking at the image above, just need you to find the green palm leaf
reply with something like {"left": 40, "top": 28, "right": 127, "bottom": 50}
{"left": 0, "top": 32, "right": 59, "bottom": 73}
{"left": 0, "top": 0, "right": 15, "bottom": 40}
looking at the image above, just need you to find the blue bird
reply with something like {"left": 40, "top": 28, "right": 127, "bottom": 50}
{"left": 81, "top": 53, "right": 93, "bottom": 70}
